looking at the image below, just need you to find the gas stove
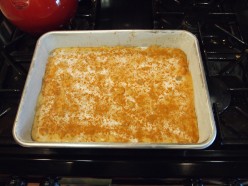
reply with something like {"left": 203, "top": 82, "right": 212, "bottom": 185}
{"left": 1, "top": 0, "right": 248, "bottom": 185}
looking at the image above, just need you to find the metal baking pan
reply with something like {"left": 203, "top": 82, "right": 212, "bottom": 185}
{"left": 13, "top": 30, "right": 216, "bottom": 149}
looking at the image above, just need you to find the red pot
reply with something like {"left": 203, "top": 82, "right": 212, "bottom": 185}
{"left": 0, "top": 0, "right": 78, "bottom": 34}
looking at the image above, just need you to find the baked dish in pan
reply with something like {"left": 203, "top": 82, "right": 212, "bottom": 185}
{"left": 32, "top": 46, "right": 199, "bottom": 143}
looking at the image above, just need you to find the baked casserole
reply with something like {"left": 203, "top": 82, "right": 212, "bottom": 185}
{"left": 32, "top": 46, "right": 199, "bottom": 143}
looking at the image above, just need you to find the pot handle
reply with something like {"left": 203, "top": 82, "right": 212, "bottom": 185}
{"left": 11, "top": 0, "right": 30, "bottom": 10}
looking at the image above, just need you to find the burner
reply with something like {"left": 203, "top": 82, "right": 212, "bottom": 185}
{"left": 216, "top": 76, "right": 248, "bottom": 144}
{"left": 208, "top": 77, "right": 231, "bottom": 113}
{"left": 220, "top": 105, "right": 248, "bottom": 144}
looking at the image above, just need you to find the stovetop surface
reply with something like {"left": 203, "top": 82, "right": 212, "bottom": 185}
{"left": 0, "top": 0, "right": 248, "bottom": 179}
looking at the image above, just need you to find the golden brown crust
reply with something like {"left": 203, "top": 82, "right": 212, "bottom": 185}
{"left": 32, "top": 46, "right": 199, "bottom": 143}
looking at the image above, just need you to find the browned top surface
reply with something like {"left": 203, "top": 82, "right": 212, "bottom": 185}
{"left": 32, "top": 46, "right": 199, "bottom": 143}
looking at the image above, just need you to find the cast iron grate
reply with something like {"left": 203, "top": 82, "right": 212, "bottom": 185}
{"left": 153, "top": 0, "right": 248, "bottom": 145}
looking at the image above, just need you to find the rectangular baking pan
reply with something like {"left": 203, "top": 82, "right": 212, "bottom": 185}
{"left": 13, "top": 30, "right": 216, "bottom": 149}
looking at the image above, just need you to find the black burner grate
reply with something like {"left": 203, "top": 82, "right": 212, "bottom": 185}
{"left": 153, "top": 0, "right": 248, "bottom": 145}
